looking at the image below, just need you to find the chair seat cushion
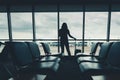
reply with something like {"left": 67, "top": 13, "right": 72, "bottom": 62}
{"left": 76, "top": 53, "right": 91, "bottom": 56}
{"left": 79, "top": 62, "right": 120, "bottom": 75}
{"left": 40, "top": 56, "right": 60, "bottom": 63}
{"left": 32, "top": 61, "right": 59, "bottom": 75}
{"left": 77, "top": 56, "right": 99, "bottom": 63}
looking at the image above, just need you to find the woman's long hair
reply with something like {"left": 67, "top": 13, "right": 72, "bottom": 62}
{"left": 61, "top": 23, "right": 68, "bottom": 31}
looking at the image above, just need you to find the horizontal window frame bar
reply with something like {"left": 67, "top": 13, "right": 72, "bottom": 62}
{"left": 0, "top": 39, "right": 120, "bottom": 42}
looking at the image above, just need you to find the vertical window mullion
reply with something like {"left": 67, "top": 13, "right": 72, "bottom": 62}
{"left": 107, "top": 4, "right": 111, "bottom": 42}
{"left": 32, "top": 5, "right": 36, "bottom": 41}
{"left": 82, "top": 5, "right": 85, "bottom": 53}
{"left": 57, "top": 4, "right": 60, "bottom": 53}
{"left": 7, "top": 6, "right": 13, "bottom": 42}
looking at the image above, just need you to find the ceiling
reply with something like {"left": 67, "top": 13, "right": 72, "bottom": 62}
{"left": 0, "top": 0, "right": 120, "bottom": 12}
{"left": 0, "top": 0, "right": 120, "bottom": 5}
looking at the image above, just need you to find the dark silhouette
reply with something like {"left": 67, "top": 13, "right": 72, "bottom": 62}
{"left": 59, "top": 22, "right": 76, "bottom": 56}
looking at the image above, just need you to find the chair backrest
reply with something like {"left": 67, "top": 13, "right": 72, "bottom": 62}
{"left": 0, "top": 44, "right": 9, "bottom": 62}
{"left": 26, "top": 42, "right": 41, "bottom": 60}
{"left": 0, "top": 64, "right": 12, "bottom": 80}
{"left": 98, "top": 42, "right": 113, "bottom": 61}
{"left": 106, "top": 42, "right": 120, "bottom": 68}
{"left": 0, "top": 43, "right": 5, "bottom": 53}
{"left": 0, "top": 43, "right": 17, "bottom": 78}
{"left": 6, "top": 42, "right": 33, "bottom": 66}
{"left": 0, "top": 45, "right": 12, "bottom": 79}
{"left": 90, "top": 42, "right": 99, "bottom": 55}
{"left": 41, "top": 42, "right": 51, "bottom": 55}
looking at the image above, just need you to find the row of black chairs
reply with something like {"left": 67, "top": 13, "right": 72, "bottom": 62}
{"left": 1, "top": 41, "right": 120, "bottom": 80}
{"left": 0, "top": 42, "right": 61, "bottom": 80}
{"left": 76, "top": 42, "right": 120, "bottom": 80}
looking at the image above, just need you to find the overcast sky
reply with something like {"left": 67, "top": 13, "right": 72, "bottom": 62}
{"left": 0, "top": 12, "right": 120, "bottom": 40}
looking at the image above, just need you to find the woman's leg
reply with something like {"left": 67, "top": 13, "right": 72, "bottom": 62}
{"left": 65, "top": 43, "right": 71, "bottom": 56}
{"left": 61, "top": 42, "right": 64, "bottom": 53}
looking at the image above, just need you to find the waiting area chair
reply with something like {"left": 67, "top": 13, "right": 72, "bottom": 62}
{"left": 26, "top": 42, "right": 61, "bottom": 63}
{"left": 77, "top": 42, "right": 113, "bottom": 63}
{"left": 5, "top": 42, "right": 60, "bottom": 79}
{"left": 0, "top": 64, "right": 14, "bottom": 80}
{"left": 76, "top": 42, "right": 100, "bottom": 57}
{"left": 1, "top": 41, "right": 120, "bottom": 80}
{"left": 79, "top": 42, "right": 120, "bottom": 76}
{"left": 41, "top": 42, "right": 63, "bottom": 57}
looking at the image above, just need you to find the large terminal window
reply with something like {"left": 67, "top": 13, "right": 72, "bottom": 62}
{"left": 0, "top": 13, "right": 9, "bottom": 40}
{"left": 85, "top": 12, "right": 108, "bottom": 39}
{"left": 35, "top": 12, "right": 57, "bottom": 39}
{"left": 110, "top": 12, "right": 120, "bottom": 39}
{"left": 11, "top": 13, "right": 33, "bottom": 40}
{"left": 85, "top": 12, "right": 108, "bottom": 53}
{"left": 60, "top": 12, "right": 83, "bottom": 55}
{"left": 35, "top": 12, "right": 57, "bottom": 55}
{"left": 60, "top": 12, "right": 83, "bottom": 39}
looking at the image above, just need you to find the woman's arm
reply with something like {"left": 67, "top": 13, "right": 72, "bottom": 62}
{"left": 68, "top": 30, "right": 76, "bottom": 40}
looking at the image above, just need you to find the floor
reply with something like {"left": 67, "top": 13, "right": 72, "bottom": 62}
{"left": 56, "top": 56, "right": 82, "bottom": 80}
{"left": 10, "top": 56, "right": 120, "bottom": 80}
{"left": 12, "top": 56, "right": 93, "bottom": 80}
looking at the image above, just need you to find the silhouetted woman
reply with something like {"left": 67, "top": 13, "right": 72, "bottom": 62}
{"left": 59, "top": 22, "right": 76, "bottom": 56}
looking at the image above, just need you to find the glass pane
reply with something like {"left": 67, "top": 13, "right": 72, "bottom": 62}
{"left": 60, "top": 12, "right": 83, "bottom": 39}
{"left": 35, "top": 12, "right": 57, "bottom": 55}
{"left": 85, "top": 12, "right": 108, "bottom": 53}
{"left": 11, "top": 13, "right": 33, "bottom": 39}
{"left": 85, "top": 12, "right": 107, "bottom": 39}
{"left": 35, "top": 12, "right": 57, "bottom": 39}
{"left": 60, "top": 12, "right": 83, "bottom": 55}
{"left": 0, "top": 13, "right": 9, "bottom": 40}
{"left": 111, "top": 12, "right": 120, "bottom": 39}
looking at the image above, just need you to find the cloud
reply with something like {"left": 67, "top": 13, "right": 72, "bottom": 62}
{"left": 0, "top": 24, "right": 8, "bottom": 30}
{"left": 11, "top": 13, "right": 32, "bottom": 32}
